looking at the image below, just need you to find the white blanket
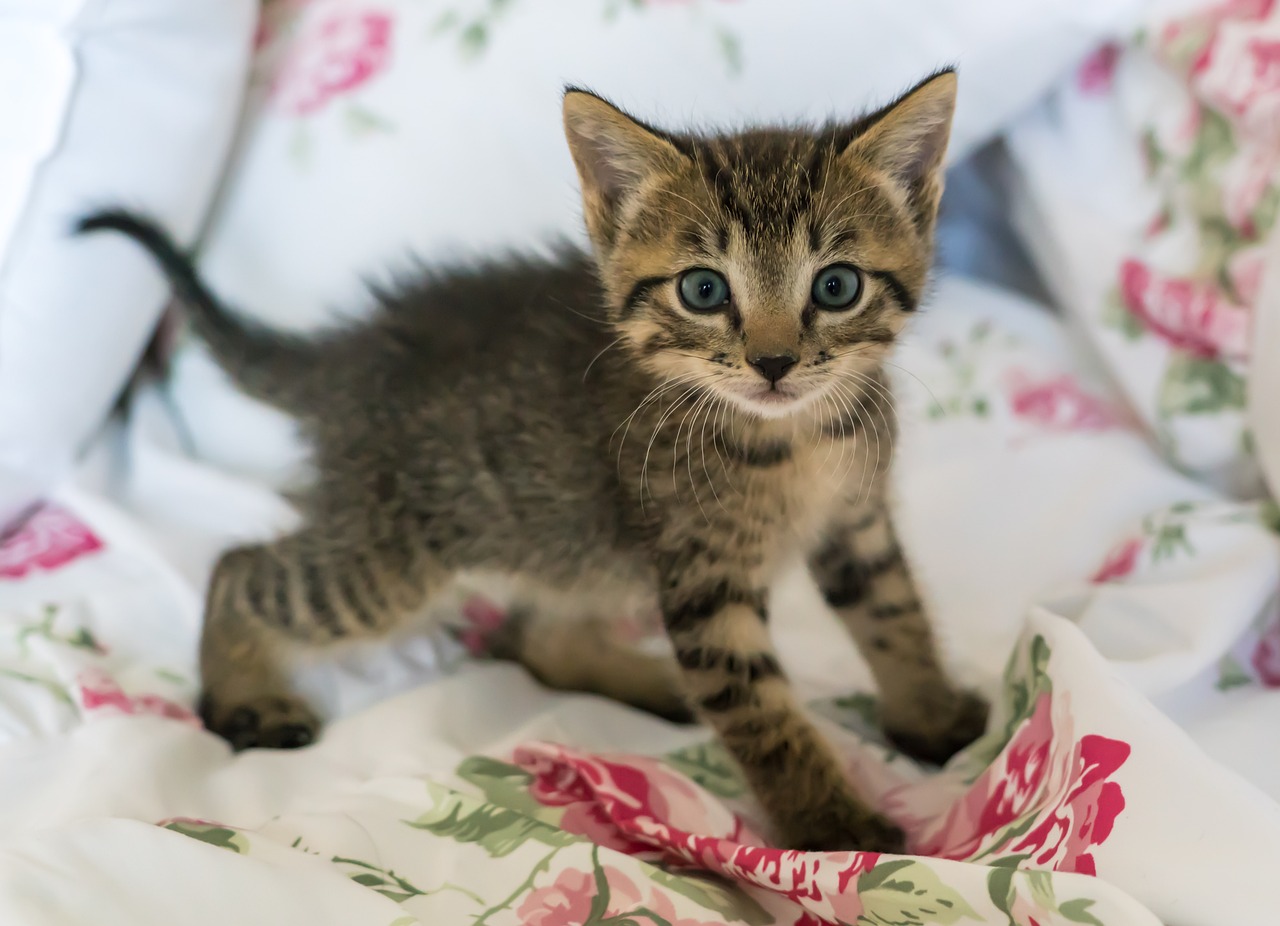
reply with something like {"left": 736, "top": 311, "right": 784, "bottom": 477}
{"left": 1, "top": 276, "right": 1277, "bottom": 925}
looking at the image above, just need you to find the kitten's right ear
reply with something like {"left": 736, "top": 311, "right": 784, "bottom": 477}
{"left": 562, "top": 88, "right": 687, "bottom": 246}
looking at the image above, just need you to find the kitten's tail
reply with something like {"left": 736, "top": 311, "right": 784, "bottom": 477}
{"left": 75, "top": 208, "right": 314, "bottom": 410}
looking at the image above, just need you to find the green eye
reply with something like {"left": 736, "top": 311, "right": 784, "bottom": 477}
{"left": 812, "top": 264, "right": 863, "bottom": 310}
{"left": 678, "top": 268, "right": 731, "bottom": 312}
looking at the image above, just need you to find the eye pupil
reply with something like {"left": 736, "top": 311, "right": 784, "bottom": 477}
{"left": 812, "top": 264, "right": 862, "bottom": 310}
{"left": 678, "top": 269, "right": 730, "bottom": 312}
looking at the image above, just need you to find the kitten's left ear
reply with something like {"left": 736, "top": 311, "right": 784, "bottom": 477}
{"left": 563, "top": 88, "right": 688, "bottom": 247}
{"left": 843, "top": 68, "right": 957, "bottom": 202}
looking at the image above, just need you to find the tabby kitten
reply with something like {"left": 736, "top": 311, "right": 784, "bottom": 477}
{"left": 79, "top": 69, "right": 986, "bottom": 852}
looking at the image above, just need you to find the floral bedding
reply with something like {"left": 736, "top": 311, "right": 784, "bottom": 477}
{"left": 0, "top": 0, "right": 1277, "bottom": 923}
{"left": 1, "top": 272, "right": 1278, "bottom": 925}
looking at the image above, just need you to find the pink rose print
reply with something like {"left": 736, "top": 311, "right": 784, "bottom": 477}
{"left": 1229, "top": 246, "right": 1269, "bottom": 305}
{"left": 1091, "top": 538, "right": 1143, "bottom": 583}
{"left": 1191, "top": 16, "right": 1280, "bottom": 137}
{"left": 0, "top": 505, "right": 103, "bottom": 580}
{"left": 1251, "top": 609, "right": 1280, "bottom": 687}
{"left": 904, "top": 693, "right": 1130, "bottom": 874}
{"left": 1223, "top": 147, "right": 1280, "bottom": 237}
{"left": 1118, "top": 258, "right": 1252, "bottom": 361}
{"left": 1010, "top": 734, "right": 1129, "bottom": 875}
{"left": 516, "top": 867, "right": 597, "bottom": 926}
{"left": 512, "top": 743, "right": 886, "bottom": 926}
{"left": 1077, "top": 42, "right": 1121, "bottom": 94}
{"left": 1006, "top": 370, "right": 1127, "bottom": 432}
{"left": 76, "top": 669, "right": 200, "bottom": 726}
{"left": 269, "top": 5, "right": 394, "bottom": 116}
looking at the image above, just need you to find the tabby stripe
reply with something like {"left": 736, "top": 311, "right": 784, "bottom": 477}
{"left": 850, "top": 509, "right": 882, "bottom": 532}
{"left": 700, "top": 682, "right": 756, "bottom": 713}
{"left": 869, "top": 270, "right": 916, "bottom": 312}
{"left": 268, "top": 560, "right": 294, "bottom": 628}
{"left": 333, "top": 566, "right": 377, "bottom": 628}
{"left": 623, "top": 276, "right": 671, "bottom": 317}
{"left": 858, "top": 547, "right": 904, "bottom": 578}
{"left": 675, "top": 647, "right": 783, "bottom": 681}
{"left": 822, "top": 405, "right": 864, "bottom": 439}
{"left": 663, "top": 583, "right": 765, "bottom": 635}
{"left": 723, "top": 439, "right": 792, "bottom": 468}
{"left": 301, "top": 562, "right": 344, "bottom": 635}
{"left": 870, "top": 601, "right": 920, "bottom": 620}
{"left": 241, "top": 556, "right": 268, "bottom": 619}
{"left": 821, "top": 562, "right": 867, "bottom": 609}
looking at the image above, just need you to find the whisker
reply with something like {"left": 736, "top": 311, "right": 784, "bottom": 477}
{"left": 583, "top": 336, "right": 626, "bottom": 383}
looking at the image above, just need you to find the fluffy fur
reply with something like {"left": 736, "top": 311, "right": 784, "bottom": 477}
{"left": 78, "top": 69, "right": 986, "bottom": 852}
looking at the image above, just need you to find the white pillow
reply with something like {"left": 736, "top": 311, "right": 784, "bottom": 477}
{"left": 0, "top": 0, "right": 256, "bottom": 528}
{"left": 172, "top": 0, "right": 1145, "bottom": 476}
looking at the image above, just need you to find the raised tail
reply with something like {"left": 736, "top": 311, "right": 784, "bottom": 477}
{"left": 76, "top": 208, "right": 315, "bottom": 410}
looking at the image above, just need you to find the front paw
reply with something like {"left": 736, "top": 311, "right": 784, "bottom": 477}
{"left": 199, "top": 693, "right": 321, "bottom": 752}
{"left": 884, "top": 690, "right": 989, "bottom": 766}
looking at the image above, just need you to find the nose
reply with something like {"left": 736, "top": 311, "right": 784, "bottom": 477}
{"left": 748, "top": 354, "right": 798, "bottom": 385}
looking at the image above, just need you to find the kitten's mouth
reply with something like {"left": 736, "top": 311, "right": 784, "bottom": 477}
{"left": 728, "top": 384, "right": 814, "bottom": 418}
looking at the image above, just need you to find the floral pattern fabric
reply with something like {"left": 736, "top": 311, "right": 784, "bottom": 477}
{"left": 1007, "top": 0, "right": 1280, "bottom": 494}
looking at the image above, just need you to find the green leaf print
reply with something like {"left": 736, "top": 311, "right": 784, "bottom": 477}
{"left": 663, "top": 741, "right": 747, "bottom": 799}
{"left": 1182, "top": 108, "right": 1235, "bottom": 180}
{"left": 1059, "top": 898, "right": 1105, "bottom": 926}
{"left": 163, "top": 821, "right": 250, "bottom": 854}
{"left": 15, "top": 604, "right": 105, "bottom": 656}
{"left": 455, "top": 755, "right": 550, "bottom": 817}
{"left": 986, "top": 864, "right": 1017, "bottom": 919}
{"left": 1255, "top": 183, "right": 1280, "bottom": 237}
{"left": 406, "top": 783, "right": 577, "bottom": 858}
{"left": 1216, "top": 654, "right": 1253, "bottom": 692}
{"left": 649, "top": 869, "right": 773, "bottom": 926}
{"left": 1159, "top": 354, "right": 1245, "bottom": 417}
{"left": 336, "top": 858, "right": 428, "bottom": 903}
{"left": 0, "top": 668, "right": 73, "bottom": 707}
{"left": 857, "top": 859, "right": 980, "bottom": 926}
{"left": 1103, "top": 292, "right": 1146, "bottom": 341}
{"left": 344, "top": 104, "right": 395, "bottom": 137}
{"left": 1259, "top": 498, "right": 1280, "bottom": 534}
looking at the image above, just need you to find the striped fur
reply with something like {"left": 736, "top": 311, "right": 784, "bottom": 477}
{"left": 78, "top": 70, "right": 987, "bottom": 852}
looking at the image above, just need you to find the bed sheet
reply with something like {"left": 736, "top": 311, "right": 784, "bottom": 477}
{"left": 0, "top": 277, "right": 1277, "bottom": 926}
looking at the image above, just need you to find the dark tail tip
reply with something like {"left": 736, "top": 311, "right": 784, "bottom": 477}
{"left": 74, "top": 208, "right": 177, "bottom": 255}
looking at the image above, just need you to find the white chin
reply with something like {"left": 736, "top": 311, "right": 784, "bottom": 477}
{"left": 727, "top": 390, "right": 812, "bottom": 419}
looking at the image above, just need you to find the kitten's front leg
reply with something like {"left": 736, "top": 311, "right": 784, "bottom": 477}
{"left": 657, "top": 544, "right": 903, "bottom": 852}
{"left": 809, "top": 499, "right": 988, "bottom": 765}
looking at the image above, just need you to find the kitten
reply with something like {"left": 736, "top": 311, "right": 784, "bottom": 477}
{"left": 78, "top": 69, "right": 986, "bottom": 852}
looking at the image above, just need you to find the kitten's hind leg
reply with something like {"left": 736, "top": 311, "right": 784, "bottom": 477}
{"left": 474, "top": 606, "right": 694, "bottom": 724}
{"left": 199, "top": 528, "right": 449, "bottom": 750}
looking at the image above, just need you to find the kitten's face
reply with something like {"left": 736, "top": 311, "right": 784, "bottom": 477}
{"left": 563, "top": 72, "right": 956, "bottom": 419}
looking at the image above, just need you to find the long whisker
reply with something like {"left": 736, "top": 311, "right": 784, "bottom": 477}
{"left": 640, "top": 378, "right": 714, "bottom": 511}
{"left": 680, "top": 391, "right": 716, "bottom": 522}
{"left": 613, "top": 372, "right": 703, "bottom": 478}
{"left": 583, "top": 336, "right": 626, "bottom": 383}
{"left": 699, "top": 395, "right": 729, "bottom": 513}
{"left": 879, "top": 358, "right": 945, "bottom": 418}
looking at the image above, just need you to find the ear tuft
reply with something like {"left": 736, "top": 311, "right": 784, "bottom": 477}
{"left": 845, "top": 68, "right": 957, "bottom": 190}
{"left": 562, "top": 90, "right": 686, "bottom": 207}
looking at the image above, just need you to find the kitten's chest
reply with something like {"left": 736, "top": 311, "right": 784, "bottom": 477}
{"left": 733, "top": 436, "right": 858, "bottom": 549}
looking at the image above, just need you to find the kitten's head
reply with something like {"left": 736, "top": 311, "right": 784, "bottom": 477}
{"left": 562, "top": 71, "right": 956, "bottom": 419}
